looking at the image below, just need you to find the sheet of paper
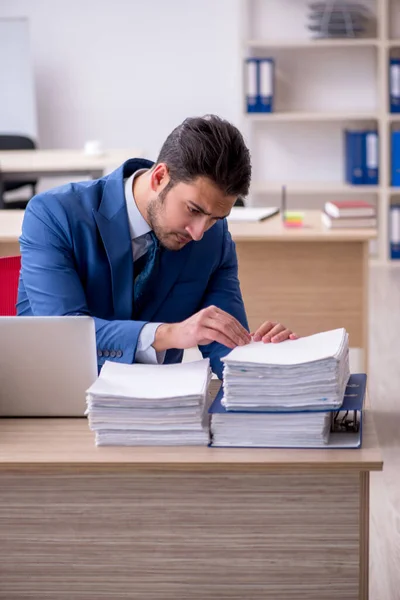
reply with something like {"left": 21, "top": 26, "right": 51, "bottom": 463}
{"left": 227, "top": 207, "right": 278, "bottom": 222}
{"left": 222, "top": 329, "right": 347, "bottom": 366}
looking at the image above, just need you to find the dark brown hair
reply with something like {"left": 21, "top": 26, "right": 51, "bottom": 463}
{"left": 156, "top": 115, "right": 252, "bottom": 202}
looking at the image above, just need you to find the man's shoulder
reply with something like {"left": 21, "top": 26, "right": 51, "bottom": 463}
{"left": 27, "top": 178, "right": 105, "bottom": 216}
{"left": 26, "top": 158, "right": 150, "bottom": 219}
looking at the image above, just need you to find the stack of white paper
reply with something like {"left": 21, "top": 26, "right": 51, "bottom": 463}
{"left": 86, "top": 359, "right": 212, "bottom": 446}
{"left": 211, "top": 410, "right": 332, "bottom": 448}
{"left": 227, "top": 207, "right": 279, "bottom": 222}
{"left": 210, "top": 329, "right": 351, "bottom": 448}
{"left": 222, "top": 328, "right": 350, "bottom": 411}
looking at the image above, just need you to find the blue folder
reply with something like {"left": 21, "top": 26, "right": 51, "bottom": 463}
{"left": 209, "top": 373, "right": 366, "bottom": 449}
{"left": 245, "top": 58, "right": 274, "bottom": 113}
{"left": 390, "top": 204, "right": 400, "bottom": 259}
{"left": 344, "top": 130, "right": 365, "bottom": 185}
{"left": 257, "top": 58, "right": 274, "bottom": 113}
{"left": 390, "top": 58, "right": 400, "bottom": 113}
{"left": 392, "top": 131, "right": 400, "bottom": 187}
{"left": 245, "top": 58, "right": 258, "bottom": 113}
{"left": 364, "top": 130, "right": 379, "bottom": 185}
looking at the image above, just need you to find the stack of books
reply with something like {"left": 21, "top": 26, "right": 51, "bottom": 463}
{"left": 322, "top": 200, "right": 376, "bottom": 229}
{"left": 86, "top": 359, "right": 212, "bottom": 446}
{"left": 208, "top": 328, "right": 365, "bottom": 449}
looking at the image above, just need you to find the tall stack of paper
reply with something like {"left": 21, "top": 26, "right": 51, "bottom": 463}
{"left": 222, "top": 328, "right": 350, "bottom": 411}
{"left": 86, "top": 359, "right": 212, "bottom": 446}
{"left": 210, "top": 329, "right": 352, "bottom": 448}
{"left": 210, "top": 395, "right": 332, "bottom": 448}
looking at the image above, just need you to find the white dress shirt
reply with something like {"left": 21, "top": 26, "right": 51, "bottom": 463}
{"left": 124, "top": 170, "right": 165, "bottom": 364}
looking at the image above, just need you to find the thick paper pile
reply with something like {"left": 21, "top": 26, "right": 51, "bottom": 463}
{"left": 222, "top": 328, "right": 350, "bottom": 410}
{"left": 211, "top": 394, "right": 332, "bottom": 448}
{"left": 210, "top": 329, "right": 352, "bottom": 448}
{"left": 86, "top": 359, "right": 211, "bottom": 446}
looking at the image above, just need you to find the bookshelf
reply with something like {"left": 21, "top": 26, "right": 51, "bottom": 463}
{"left": 252, "top": 182, "right": 380, "bottom": 195}
{"left": 241, "top": 0, "right": 400, "bottom": 263}
{"left": 247, "top": 38, "right": 379, "bottom": 48}
{"left": 246, "top": 111, "right": 379, "bottom": 122}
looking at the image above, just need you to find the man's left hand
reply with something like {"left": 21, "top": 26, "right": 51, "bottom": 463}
{"left": 252, "top": 321, "right": 298, "bottom": 343}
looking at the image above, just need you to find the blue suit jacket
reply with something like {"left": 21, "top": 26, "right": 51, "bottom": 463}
{"left": 17, "top": 159, "right": 249, "bottom": 378}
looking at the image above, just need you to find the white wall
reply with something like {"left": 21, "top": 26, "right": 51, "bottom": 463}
{"left": 0, "top": 0, "right": 243, "bottom": 161}
{"left": 1, "top": 0, "right": 380, "bottom": 212}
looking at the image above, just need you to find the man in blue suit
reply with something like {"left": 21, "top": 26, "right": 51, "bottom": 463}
{"left": 17, "top": 115, "right": 296, "bottom": 378}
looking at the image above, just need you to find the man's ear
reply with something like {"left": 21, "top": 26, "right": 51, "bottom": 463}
{"left": 150, "top": 163, "right": 170, "bottom": 193}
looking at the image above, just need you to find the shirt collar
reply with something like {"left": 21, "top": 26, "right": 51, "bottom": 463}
{"left": 124, "top": 169, "right": 151, "bottom": 240}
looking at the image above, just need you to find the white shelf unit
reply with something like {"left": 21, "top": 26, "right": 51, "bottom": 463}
{"left": 252, "top": 182, "right": 380, "bottom": 195}
{"left": 247, "top": 38, "right": 380, "bottom": 48}
{"left": 241, "top": 0, "right": 400, "bottom": 263}
{"left": 246, "top": 111, "right": 380, "bottom": 122}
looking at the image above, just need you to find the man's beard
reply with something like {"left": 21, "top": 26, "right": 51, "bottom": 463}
{"left": 147, "top": 194, "right": 189, "bottom": 251}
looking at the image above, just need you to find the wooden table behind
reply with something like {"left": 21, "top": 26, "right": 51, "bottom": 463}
{"left": 229, "top": 211, "right": 376, "bottom": 368}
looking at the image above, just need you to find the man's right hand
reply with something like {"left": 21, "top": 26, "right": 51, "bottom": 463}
{"left": 152, "top": 305, "right": 251, "bottom": 352}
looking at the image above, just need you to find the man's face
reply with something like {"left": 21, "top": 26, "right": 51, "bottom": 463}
{"left": 147, "top": 167, "right": 236, "bottom": 251}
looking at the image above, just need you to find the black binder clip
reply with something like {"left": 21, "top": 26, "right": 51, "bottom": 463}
{"left": 331, "top": 409, "right": 360, "bottom": 433}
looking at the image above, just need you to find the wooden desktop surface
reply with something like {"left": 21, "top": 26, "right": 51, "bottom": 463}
{"left": 0, "top": 413, "right": 382, "bottom": 473}
{"left": 0, "top": 148, "right": 142, "bottom": 175}
{"left": 228, "top": 209, "right": 376, "bottom": 242}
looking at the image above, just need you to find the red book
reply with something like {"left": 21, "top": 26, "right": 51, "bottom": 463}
{"left": 324, "top": 200, "right": 376, "bottom": 219}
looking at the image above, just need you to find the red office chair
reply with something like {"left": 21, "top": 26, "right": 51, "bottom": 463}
{"left": 0, "top": 256, "right": 21, "bottom": 316}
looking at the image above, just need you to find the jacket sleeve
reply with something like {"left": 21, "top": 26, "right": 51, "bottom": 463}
{"left": 198, "top": 220, "right": 249, "bottom": 379}
{"left": 18, "top": 195, "right": 148, "bottom": 370}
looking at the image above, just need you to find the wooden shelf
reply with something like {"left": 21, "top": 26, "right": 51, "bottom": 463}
{"left": 245, "top": 112, "right": 379, "bottom": 123}
{"left": 243, "top": 0, "right": 398, "bottom": 262}
{"left": 252, "top": 182, "right": 380, "bottom": 195}
{"left": 246, "top": 38, "right": 379, "bottom": 50}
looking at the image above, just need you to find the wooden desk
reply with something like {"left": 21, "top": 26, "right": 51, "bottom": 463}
{"left": 0, "top": 148, "right": 142, "bottom": 181}
{"left": 0, "top": 416, "right": 382, "bottom": 599}
{"left": 229, "top": 211, "right": 376, "bottom": 371}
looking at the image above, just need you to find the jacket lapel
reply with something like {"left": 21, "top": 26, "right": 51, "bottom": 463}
{"left": 93, "top": 158, "right": 154, "bottom": 319}
{"left": 93, "top": 209, "right": 133, "bottom": 319}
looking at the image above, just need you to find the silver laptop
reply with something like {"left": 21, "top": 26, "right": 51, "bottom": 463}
{"left": 0, "top": 316, "right": 98, "bottom": 417}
